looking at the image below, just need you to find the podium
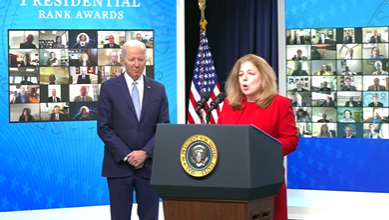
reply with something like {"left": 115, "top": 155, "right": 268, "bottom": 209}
{"left": 151, "top": 124, "right": 283, "bottom": 220}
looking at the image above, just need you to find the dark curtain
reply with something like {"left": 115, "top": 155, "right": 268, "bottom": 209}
{"left": 185, "top": 0, "right": 279, "bottom": 116}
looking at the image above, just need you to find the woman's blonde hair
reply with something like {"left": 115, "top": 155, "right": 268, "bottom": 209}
{"left": 81, "top": 53, "right": 89, "bottom": 60}
{"left": 225, "top": 54, "right": 277, "bottom": 110}
{"left": 318, "top": 124, "right": 330, "bottom": 137}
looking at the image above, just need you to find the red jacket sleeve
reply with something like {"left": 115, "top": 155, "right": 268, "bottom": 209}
{"left": 276, "top": 96, "right": 299, "bottom": 156}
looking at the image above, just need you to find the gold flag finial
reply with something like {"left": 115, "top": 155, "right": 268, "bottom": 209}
{"left": 198, "top": 0, "right": 206, "bottom": 19}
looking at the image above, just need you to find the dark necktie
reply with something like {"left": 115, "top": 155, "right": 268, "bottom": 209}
{"left": 82, "top": 97, "right": 85, "bottom": 102}
{"left": 370, "top": 133, "right": 373, "bottom": 139}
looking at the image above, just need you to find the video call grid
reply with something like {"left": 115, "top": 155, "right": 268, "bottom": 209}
{"left": 8, "top": 29, "right": 154, "bottom": 122}
{"left": 286, "top": 27, "right": 389, "bottom": 139}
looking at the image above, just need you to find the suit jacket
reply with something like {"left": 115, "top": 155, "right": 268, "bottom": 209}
{"left": 74, "top": 95, "right": 93, "bottom": 102}
{"left": 344, "top": 36, "right": 352, "bottom": 43}
{"left": 369, "top": 35, "right": 381, "bottom": 43}
{"left": 321, "top": 100, "right": 335, "bottom": 107}
{"left": 218, "top": 95, "right": 298, "bottom": 220}
{"left": 368, "top": 102, "right": 384, "bottom": 107}
{"left": 293, "top": 36, "right": 305, "bottom": 44}
{"left": 48, "top": 96, "right": 61, "bottom": 102}
{"left": 20, "top": 80, "right": 33, "bottom": 85}
{"left": 19, "top": 115, "right": 34, "bottom": 122}
{"left": 292, "top": 101, "right": 306, "bottom": 107}
{"left": 289, "top": 88, "right": 308, "bottom": 92}
{"left": 15, "top": 95, "right": 30, "bottom": 103}
{"left": 20, "top": 42, "right": 37, "bottom": 49}
{"left": 340, "top": 86, "right": 357, "bottom": 91}
{"left": 291, "top": 70, "right": 309, "bottom": 76}
{"left": 49, "top": 113, "right": 68, "bottom": 121}
{"left": 367, "top": 85, "right": 386, "bottom": 91}
{"left": 79, "top": 60, "right": 91, "bottom": 66}
{"left": 77, "top": 75, "right": 91, "bottom": 84}
{"left": 343, "top": 135, "right": 356, "bottom": 138}
{"left": 363, "top": 131, "right": 381, "bottom": 139}
{"left": 97, "top": 74, "right": 170, "bottom": 178}
{"left": 345, "top": 101, "right": 358, "bottom": 107}
{"left": 103, "top": 43, "right": 121, "bottom": 48}
{"left": 319, "top": 87, "right": 332, "bottom": 94}
{"left": 105, "top": 61, "right": 122, "bottom": 66}
{"left": 367, "top": 116, "right": 382, "bottom": 123}
{"left": 317, "top": 38, "right": 331, "bottom": 44}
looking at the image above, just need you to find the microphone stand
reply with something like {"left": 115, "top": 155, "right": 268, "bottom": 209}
{"left": 195, "top": 109, "right": 205, "bottom": 124}
{"left": 205, "top": 107, "right": 212, "bottom": 124}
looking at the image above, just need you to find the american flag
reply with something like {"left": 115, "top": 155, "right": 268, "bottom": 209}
{"left": 187, "top": 19, "right": 222, "bottom": 124}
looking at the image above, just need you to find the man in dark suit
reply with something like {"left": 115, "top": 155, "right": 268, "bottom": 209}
{"left": 98, "top": 40, "right": 170, "bottom": 220}
{"left": 368, "top": 93, "right": 384, "bottom": 107}
{"left": 14, "top": 86, "right": 30, "bottom": 103}
{"left": 344, "top": 31, "right": 353, "bottom": 43}
{"left": 317, "top": 113, "right": 330, "bottom": 122}
{"left": 345, "top": 96, "right": 358, "bottom": 107}
{"left": 321, "top": 95, "right": 335, "bottom": 107}
{"left": 289, "top": 80, "right": 309, "bottom": 92}
{"left": 340, "top": 77, "right": 357, "bottom": 91}
{"left": 317, "top": 33, "right": 331, "bottom": 44}
{"left": 363, "top": 124, "right": 382, "bottom": 139}
{"left": 20, "top": 75, "right": 33, "bottom": 85}
{"left": 319, "top": 81, "right": 332, "bottom": 94}
{"left": 343, "top": 126, "right": 356, "bottom": 138}
{"left": 369, "top": 29, "right": 381, "bottom": 43}
{"left": 291, "top": 62, "right": 309, "bottom": 76}
{"left": 77, "top": 67, "right": 91, "bottom": 84}
{"left": 48, "top": 88, "right": 61, "bottom": 102}
{"left": 293, "top": 31, "right": 305, "bottom": 44}
{"left": 77, "top": 74, "right": 91, "bottom": 84}
{"left": 49, "top": 105, "right": 67, "bottom": 121}
{"left": 103, "top": 35, "right": 121, "bottom": 48}
{"left": 20, "top": 34, "right": 37, "bottom": 49}
{"left": 368, "top": 77, "right": 387, "bottom": 91}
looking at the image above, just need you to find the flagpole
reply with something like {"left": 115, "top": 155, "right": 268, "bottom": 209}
{"left": 198, "top": 0, "right": 206, "bottom": 19}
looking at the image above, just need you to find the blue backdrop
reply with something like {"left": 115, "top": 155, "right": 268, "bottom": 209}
{"left": 286, "top": 0, "right": 389, "bottom": 193}
{"left": 0, "top": 0, "right": 177, "bottom": 212}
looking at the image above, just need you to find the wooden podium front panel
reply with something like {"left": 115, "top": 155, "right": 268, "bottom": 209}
{"left": 163, "top": 197, "right": 275, "bottom": 220}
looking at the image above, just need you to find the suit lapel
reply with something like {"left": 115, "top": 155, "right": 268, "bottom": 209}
{"left": 140, "top": 75, "right": 151, "bottom": 122}
{"left": 117, "top": 74, "right": 138, "bottom": 119}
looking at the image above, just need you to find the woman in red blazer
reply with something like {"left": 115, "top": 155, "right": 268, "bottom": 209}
{"left": 218, "top": 54, "right": 299, "bottom": 220}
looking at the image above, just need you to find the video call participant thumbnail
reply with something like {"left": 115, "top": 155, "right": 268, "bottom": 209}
{"left": 20, "top": 34, "right": 37, "bottom": 49}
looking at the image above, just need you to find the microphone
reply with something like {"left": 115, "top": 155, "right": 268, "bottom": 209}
{"left": 209, "top": 92, "right": 226, "bottom": 111}
{"left": 195, "top": 92, "right": 211, "bottom": 112}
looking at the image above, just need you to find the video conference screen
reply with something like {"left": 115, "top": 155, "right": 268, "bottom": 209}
{"left": 8, "top": 30, "right": 154, "bottom": 122}
{"left": 286, "top": 27, "right": 389, "bottom": 139}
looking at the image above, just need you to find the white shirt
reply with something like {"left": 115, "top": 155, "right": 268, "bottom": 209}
{"left": 124, "top": 72, "right": 144, "bottom": 110}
